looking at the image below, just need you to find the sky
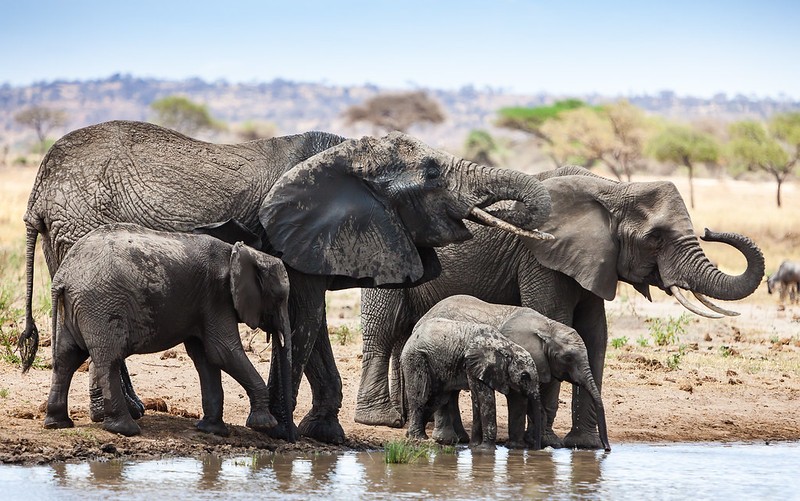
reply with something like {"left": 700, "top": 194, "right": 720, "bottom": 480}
{"left": 2, "top": 0, "right": 799, "bottom": 99}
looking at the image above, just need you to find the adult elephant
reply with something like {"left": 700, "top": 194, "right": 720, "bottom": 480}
{"left": 356, "top": 166, "right": 765, "bottom": 449}
{"left": 18, "top": 120, "right": 553, "bottom": 444}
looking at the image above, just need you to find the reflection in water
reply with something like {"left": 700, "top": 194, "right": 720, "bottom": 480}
{"left": 1, "top": 443, "right": 798, "bottom": 500}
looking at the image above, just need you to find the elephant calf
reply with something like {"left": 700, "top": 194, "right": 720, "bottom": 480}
{"left": 400, "top": 316, "right": 542, "bottom": 450}
{"left": 22, "top": 223, "right": 293, "bottom": 438}
{"left": 424, "top": 295, "right": 610, "bottom": 451}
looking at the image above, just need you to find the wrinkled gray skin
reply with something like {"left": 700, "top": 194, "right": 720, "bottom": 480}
{"left": 18, "top": 120, "right": 552, "bottom": 444}
{"left": 401, "top": 316, "right": 541, "bottom": 450}
{"left": 357, "top": 166, "right": 765, "bottom": 449}
{"left": 419, "top": 295, "right": 609, "bottom": 451}
{"left": 22, "top": 224, "right": 292, "bottom": 438}
{"left": 767, "top": 260, "right": 800, "bottom": 304}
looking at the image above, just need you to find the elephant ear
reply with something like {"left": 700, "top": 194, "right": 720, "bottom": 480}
{"left": 230, "top": 242, "right": 264, "bottom": 330}
{"left": 259, "top": 141, "right": 428, "bottom": 288}
{"left": 464, "top": 333, "right": 511, "bottom": 394}
{"left": 521, "top": 175, "right": 620, "bottom": 301}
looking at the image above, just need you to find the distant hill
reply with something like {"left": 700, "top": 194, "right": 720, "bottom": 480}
{"left": 2, "top": 74, "right": 798, "bottom": 159}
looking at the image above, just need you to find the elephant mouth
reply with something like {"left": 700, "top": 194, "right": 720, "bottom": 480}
{"left": 644, "top": 269, "right": 739, "bottom": 319}
{"left": 468, "top": 207, "right": 554, "bottom": 241}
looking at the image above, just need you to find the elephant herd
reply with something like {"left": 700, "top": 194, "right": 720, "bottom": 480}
{"left": 18, "top": 120, "right": 765, "bottom": 450}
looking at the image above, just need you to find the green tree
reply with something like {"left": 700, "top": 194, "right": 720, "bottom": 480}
{"left": 601, "top": 100, "right": 652, "bottom": 181}
{"left": 647, "top": 124, "right": 719, "bottom": 208}
{"left": 540, "top": 106, "right": 610, "bottom": 170}
{"left": 495, "top": 99, "right": 585, "bottom": 145}
{"left": 343, "top": 91, "right": 445, "bottom": 133}
{"left": 539, "top": 100, "right": 651, "bottom": 180}
{"left": 150, "top": 95, "right": 219, "bottom": 136}
{"left": 14, "top": 106, "right": 67, "bottom": 153}
{"left": 463, "top": 129, "right": 500, "bottom": 166}
{"left": 727, "top": 113, "right": 800, "bottom": 207}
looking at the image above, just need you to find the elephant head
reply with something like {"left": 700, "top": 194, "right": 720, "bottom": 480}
{"left": 526, "top": 167, "right": 764, "bottom": 317}
{"left": 229, "top": 242, "right": 294, "bottom": 440}
{"left": 259, "top": 132, "right": 553, "bottom": 289}
{"left": 499, "top": 308, "right": 610, "bottom": 451}
{"left": 464, "top": 331, "right": 541, "bottom": 400}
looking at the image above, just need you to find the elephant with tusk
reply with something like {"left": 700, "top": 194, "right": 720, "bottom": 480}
{"left": 356, "top": 165, "right": 764, "bottom": 450}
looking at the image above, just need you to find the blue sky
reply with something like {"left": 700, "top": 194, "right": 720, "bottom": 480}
{"left": 2, "top": 0, "right": 799, "bottom": 98}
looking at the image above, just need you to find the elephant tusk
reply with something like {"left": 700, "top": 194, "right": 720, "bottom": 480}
{"left": 470, "top": 207, "right": 554, "bottom": 240}
{"left": 669, "top": 286, "right": 724, "bottom": 319}
{"left": 692, "top": 292, "right": 740, "bottom": 317}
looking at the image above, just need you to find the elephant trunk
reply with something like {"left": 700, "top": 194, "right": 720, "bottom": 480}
{"left": 582, "top": 371, "right": 611, "bottom": 452}
{"left": 277, "top": 307, "right": 295, "bottom": 442}
{"left": 663, "top": 229, "right": 765, "bottom": 302}
{"left": 456, "top": 161, "right": 553, "bottom": 236}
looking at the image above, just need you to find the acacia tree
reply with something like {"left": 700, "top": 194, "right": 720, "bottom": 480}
{"left": 150, "top": 95, "right": 219, "bottom": 136}
{"left": 495, "top": 99, "right": 585, "bottom": 153}
{"left": 539, "top": 100, "right": 650, "bottom": 180}
{"left": 343, "top": 91, "right": 445, "bottom": 133}
{"left": 540, "top": 107, "right": 611, "bottom": 170}
{"left": 601, "top": 100, "right": 651, "bottom": 181}
{"left": 727, "top": 113, "right": 800, "bottom": 207}
{"left": 647, "top": 124, "right": 719, "bottom": 208}
{"left": 14, "top": 106, "right": 67, "bottom": 153}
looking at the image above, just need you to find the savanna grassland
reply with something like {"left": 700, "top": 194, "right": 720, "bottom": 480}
{"left": 0, "top": 165, "right": 798, "bottom": 464}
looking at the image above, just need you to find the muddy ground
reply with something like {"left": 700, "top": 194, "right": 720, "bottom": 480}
{"left": 1, "top": 287, "right": 798, "bottom": 465}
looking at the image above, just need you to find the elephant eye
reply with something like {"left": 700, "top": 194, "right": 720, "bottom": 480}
{"left": 422, "top": 160, "right": 441, "bottom": 181}
{"left": 521, "top": 371, "right": 531, "bottom": 382}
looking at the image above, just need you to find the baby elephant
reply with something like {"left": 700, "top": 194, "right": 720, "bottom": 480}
{"left": 22, "top": 223, "right": 292, "bottom": 437}
{"left": 426, "top": 295, "right": 610, "bottom": 451}
{"left": 401, "top": 316, "right": 542, "bottom": 450}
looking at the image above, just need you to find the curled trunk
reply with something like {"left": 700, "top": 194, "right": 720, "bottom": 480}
{"left": 457, "top": 161, "right": 552, "bottom": 233}
{"left": 664, "top": 229, "right": 765, "bottom": 301}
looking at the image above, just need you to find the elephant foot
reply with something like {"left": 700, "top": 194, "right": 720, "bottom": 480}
{"left": 406, "top": 428, "right": 428, "bottom": 440}
{"left": 505, "top": 439, "right": 527, "bottom": 450}
{"left": 470, "top": 441, "right": 496, "bottom": 451}
{"left": 103, "top": 417, "right": 141, "bottom": 437}
{"left": 432, "top": 425, "right": 468, "bottom": 445}
{"left": 354, "top": 402, "right": 404, "bottom": 428}
{"left": 246, "top": 410, "right": 278, "bottom": 432}
{"left": 44, "top": 414, "right": 74, "bottom": 430}
{"left": 539, "top": 428, "right": 565, "bottom": 449}
{"left": 563, "top": 428, "right": 602, "bottom": 450}
{"left": 261, "top": 420, "right": 299, "bottom": 443}
{"left": 196, "top": 418, "right": 230, "bottom": 437}
{"left": 298, "top": 413, "right": 345, "bottom": 444}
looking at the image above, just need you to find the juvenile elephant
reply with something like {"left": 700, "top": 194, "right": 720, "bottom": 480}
{"left": 420, "top": 295, "right": 610, "bottom": 451}
{"left": 358, "top": 166, "right": 764, "bottom": 449}
{"left": 401, "top": 316, "right": 542, "bottom": 450}
{"left": 767, "top": 260, "right": 800, "bottom": 304}
{"left": 19, "top": 121, "right": 553, "bottom": 443}
{"left": 23, "top": 223, "right": 292, "bottom": 437}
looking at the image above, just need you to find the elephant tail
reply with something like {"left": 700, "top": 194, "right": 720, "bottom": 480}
{"left": 18, "top": 226, "right": 41, "bottom": 373}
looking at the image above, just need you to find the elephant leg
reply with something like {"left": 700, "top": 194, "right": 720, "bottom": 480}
{"left": 355, "top": 288, "right": 408, "bottom": 427}
{"left": 98, "top": 358, "right": 141, "bottom": 436}
{"left": 204, "top": 328, "right": 277, "bottom": 432}
{"left": 536, "top": 380, "right": 565, "bottom": 448}
{"left": 401, "top": 355, "right": 432, "bottom": 440}
{"left": 506, "top": 392, "right": 528, "bottom": 449}
{"left": 44, "top": 336, "right": 88, "bottom": 430}
{"left": 563, "top": 296, "right": 606, "bottom": 450}
{"left": 469, "top": 380, "right": 496, "bottom": 450}
{"left": 89, "top": 359, "right": 144, "bottom": 422}
{"left": 432, "top": 391, "right": 469, "bottom": 444}
{"left": 184, "top": 338, "right": 228, "bottom": 436}
{"left": 297, "top": 330, "right": 345, "bottom": 443}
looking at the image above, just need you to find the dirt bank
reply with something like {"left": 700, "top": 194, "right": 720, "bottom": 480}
{"left": 1, "top": 288, "right": 798, "bottom": 465}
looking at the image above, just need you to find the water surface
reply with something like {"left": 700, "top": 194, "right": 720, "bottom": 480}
{"left": 1, "top": 442, "right": 798, "bottom": 500}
